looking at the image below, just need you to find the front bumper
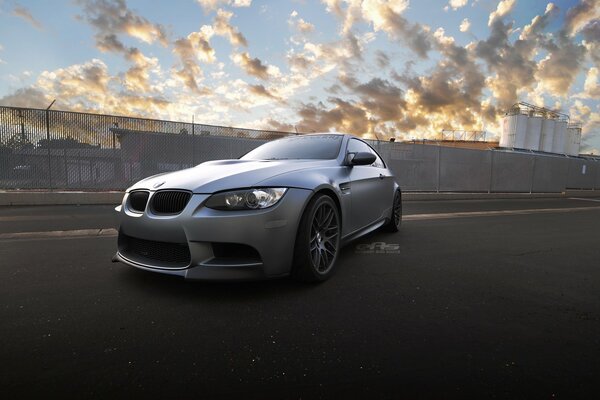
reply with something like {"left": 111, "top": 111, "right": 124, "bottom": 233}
{"left": 114, "top": 188, "right": 312, "bottom": 280}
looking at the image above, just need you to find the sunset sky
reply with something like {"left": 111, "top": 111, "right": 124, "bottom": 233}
{"left": 0, "top": 0, "right": 598, "bottom": 152}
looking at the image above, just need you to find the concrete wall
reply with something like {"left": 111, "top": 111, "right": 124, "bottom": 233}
{"left": 531, "top": 155, "right": 569, "bottom": 193}
{"left": 385, "top": 144, "right": 439, "bottom": 191}
{"left": 377, "top": 144, "right": 599, "bottom": 193}
{"left": 439, "top": 147, "right": 491, "bottom": 192}
{"left": 491, "top": 151, "right": 534, "bottom": 193}
{"left": 566, "top": 158, "right": 598, "bottom": 189}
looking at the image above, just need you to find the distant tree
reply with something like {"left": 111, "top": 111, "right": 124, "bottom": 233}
{"left": 4, "top": 133, "right": 33, "bottom": 150}
{"left": 38, "top": 137, "right": 94, "bottom": 149}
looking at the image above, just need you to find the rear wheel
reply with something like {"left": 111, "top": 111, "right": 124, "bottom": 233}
{"left": 382, "top": 190, "right": 402, "bottom": 232}
{"left": 292, "top": 194, "right": 341, "bottom": 282}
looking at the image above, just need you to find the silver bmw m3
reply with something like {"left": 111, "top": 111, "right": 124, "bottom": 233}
{"left": 113, "top": 133, "right": 401, "bottom": 282}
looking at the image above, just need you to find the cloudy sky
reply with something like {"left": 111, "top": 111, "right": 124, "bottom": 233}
{"left": 0, "top": 0, "right": 598, "bottom": 151}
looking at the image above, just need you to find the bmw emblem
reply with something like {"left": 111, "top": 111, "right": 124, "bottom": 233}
{"left": 153, "top": 181, "right": 166, "bottom": 188}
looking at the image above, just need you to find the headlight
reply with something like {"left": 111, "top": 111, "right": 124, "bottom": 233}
{"left": 205, "top": 188, "right": 288, "bottom": 210}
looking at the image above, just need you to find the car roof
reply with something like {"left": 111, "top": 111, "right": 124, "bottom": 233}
{"left": 302, "top": 132, "right": 353, "bottom": 138}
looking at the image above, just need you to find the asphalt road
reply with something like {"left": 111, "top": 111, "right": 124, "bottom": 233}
{"left": 1, "top": 197, "right": 600, "bottom": 399}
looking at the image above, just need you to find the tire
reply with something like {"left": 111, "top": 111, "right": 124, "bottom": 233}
{"left": 292, "top": 194, "right": 341, "bottom": 282}
{"left": 382, "top": 190, "right": 402, "bottom": 232}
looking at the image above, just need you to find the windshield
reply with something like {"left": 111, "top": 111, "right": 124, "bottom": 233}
{"left": 241, "top": 135, "right": 343, "bottom": 160}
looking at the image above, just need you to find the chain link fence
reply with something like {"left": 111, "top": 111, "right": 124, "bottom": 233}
{"left": 1, "top": 105, "right": 599, "bottom": 192}
{"left": 0, "top": 106, "right": 293, "bottom": 190}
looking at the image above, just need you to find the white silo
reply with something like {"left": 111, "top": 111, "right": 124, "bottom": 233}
{"left": 524, "top": 115, "right": 543, "bottom": 151}
{"left": 565, "top": 124, "right": 582, "bottom": 156}
{"left": 552, "top": 120, "right": 567, "bottom": 154}
{"left": 572, "top": 126, "right": 581, "bottom": 156}
{"left": 500, "top": 116, "right": 510, "bottom": 147}
{"left": 540, "top": 118, "right": 556, "bottom": 152}
{"left": 500, "top": 113, "right": 528, "bottom": 148}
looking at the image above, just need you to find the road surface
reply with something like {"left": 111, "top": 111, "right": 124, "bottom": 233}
{"left": 1, "top": 197, "right": 599, "bottom": 398}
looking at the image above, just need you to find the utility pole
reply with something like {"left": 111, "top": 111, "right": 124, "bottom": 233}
{"left": 45, "top": 99, "right": 56, "bottom": 189}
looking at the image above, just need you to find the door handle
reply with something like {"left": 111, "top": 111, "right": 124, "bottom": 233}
{"left": 379, "top": 174, "right": 385, "bottom": 179}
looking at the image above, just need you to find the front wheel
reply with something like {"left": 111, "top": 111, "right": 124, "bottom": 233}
{"left": 382, "top": 190, "right": 402, "bottom": 232}
{"left": 292, "top": 194, "right": 341, "bottom": 282}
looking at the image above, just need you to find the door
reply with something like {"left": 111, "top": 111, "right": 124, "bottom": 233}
{"left": 346, "top": 139, "right": 391, "bottom": 233}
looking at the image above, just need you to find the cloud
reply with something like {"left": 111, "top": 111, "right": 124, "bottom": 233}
{"left": 232, "top": 52, "right": 268, "bottom": 79}
{"left": 295, "top": 97, "right": 370, "bottom": 134}
{"left": 196, "top": 0, "right": 252, "bottom": 12}
{"left": 374, "top": 50, "right": 390, "bottom": 68}
{"left": 172, "top": 38, "right": 205, "bottom": 93}
{"left": 78, "top": 0, "right": 168, "bottom": 49}
{"left": 448, "top": 0, "right": 468, "bottom": 11}
{"left": 213, "top": 8, "right": 247, "bottom": 47}
{"left": 321, "top": 0, "right": 431, "bottom": 58}
{"left": 247, "top": 84, "right": 282, "bottom": 101}
{"left": 12, "top": 5, "right": 43, "bottom": 30}
{"left": 459, "top": 18, "right": 471, "bottom": 32}
{"left": 581, "top": 19, "right": 600, "bottom": 67}
{"left": 563, "top": 0, "right": 600, "bottom": 36}
{"left": 575, "top": 67, "right": 600, "bottom": 99}
{"left": 488, "top": 0, "right": 516, "bottom": 27}
{"left": 170, "top": 26, "right": 217, "bottom": 93}
{"left": 36, "top": 59, "right": 111, "bottom": 100}
{"left": 475, "top": 15, "right": 542, "bottom": 110}
{"left": 76, "top": 0, "right": 175, "bottom": 95}
{"left": 1, "top": 0, "right": 598, "bottom": 146}
{"left": 0, "top": 87, "right": 50, "bottom": 108}
{"left": 570, "top": 101, "right": 600, "bottom": 152}
{"left": 520, "top": 3, "right": 555, "bottom": 40}
{"left": 0, "top": 59, "right": 177, "bottom": 117}
{"left": 288, "top": 20, "right": 495, "bottom": 139}
{"left": 536, "top": 37, "right": 586, "bottom": 96}
{"left": 122, "top": 50, "right": 160, "bottom": 92}
{"left": 289, "top": 11, "right": 315, "bottom": 34}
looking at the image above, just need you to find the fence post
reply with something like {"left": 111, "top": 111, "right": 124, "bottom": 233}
{"left": 488, "top": 149, "right": 494, "bottom": 194}
{"left": 45, "top": 109, "right": 53, "bottom": 189}
{"left": 45, "top": 100, "right": 55, "bottom": 189}
{"left": 191, "top": 116, "right": 195, "bottom": 166}
{"left": 437, "top": 145, "right": 441, "bottom": 193}
{"left": 564, "top": 157, "right": 571, "bottom": 191}
{"left": 595, "top": 160, "right": 599, "bottom": 190}
{"left": 529, "top": 155, "right": 536, "bottom": 194}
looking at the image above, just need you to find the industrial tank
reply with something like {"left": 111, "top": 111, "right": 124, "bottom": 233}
{"left": 552, "top": 120, "right": 567, "bottom": 154}
{"left": 500, "top": 117, "right": 510, "bottom": 147}
{"left": 524, "top": 116, "right": 542, "bottom": 151}
{"left": 565, "top": 124, "right": 582, "bottom": 156}
{"left": 500, "top": 113, "right": 528, "bottom": 148}
{"left": 540, "top": 118, "right": 556, "bottom": 152}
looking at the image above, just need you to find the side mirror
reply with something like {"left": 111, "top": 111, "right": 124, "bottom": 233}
{"left": 349, "top": 151, "right": 376, "bottom": 166}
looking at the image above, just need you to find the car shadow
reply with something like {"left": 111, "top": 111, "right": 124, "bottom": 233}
{"left": 116, "top": 263, "right": 321, "bottom": 302}
{"left": 116, "top": 227, "right": 404, "bottom": 301}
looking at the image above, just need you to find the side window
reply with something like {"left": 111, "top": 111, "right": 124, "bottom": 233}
{"left": 347, "top": 139, "right": 385, "bottom": 168}
{"left": 366, "top": 144, "right": 385, "bottom": 168}
{"left": 347, "top": 138, "right": 371, "bottom": 156}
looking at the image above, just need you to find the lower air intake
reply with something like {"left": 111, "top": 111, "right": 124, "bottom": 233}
{"left": 118, "top": 233, "right": 190, "bottom": 269}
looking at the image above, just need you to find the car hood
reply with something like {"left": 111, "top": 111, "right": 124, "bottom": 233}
{"left": 128, "top": 159, "right": 334, "bottom": 193}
